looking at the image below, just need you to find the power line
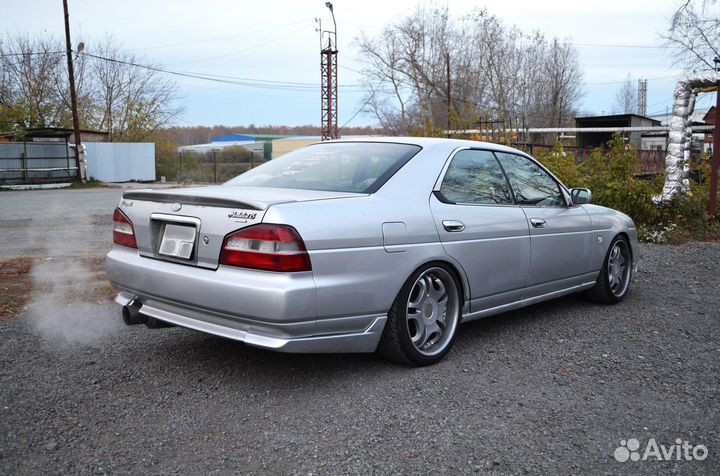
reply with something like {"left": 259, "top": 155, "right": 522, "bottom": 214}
{"left": 125, "top": 19, "right": 313, "bottom": 52}
{"left": 342, "top": 64, "right": 679, "bottom": 88}
{"left": 1, "top": 48, "right": 366, "bottom": 92}
{"left": 83, "top": 52, "right": 364, "bottom": 91}
{"left": 167, "top": 24, "right": 311, "bottom": 66}
{"left": 167, "top": 68, "right": 363, "bottom": 88}
{"left": 83, "top": 52, "right": 314, "bottom": 89}
{"left": 341, "top": 80, "right": 382, "bottom": 128}
{"left": 570, "top": 42, "right": 665, "bottom": 49}
{"left": 585, "top": 75, "right": 679, "bottom": 85}
{"left": 0, "top": 51, "right": 64, "bottom": 57}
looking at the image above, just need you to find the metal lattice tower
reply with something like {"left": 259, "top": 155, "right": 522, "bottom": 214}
{"left": 638, "top": 79, "right": 648, "bottom": 116}
{"left": 320, "top": 3, "right": 338, "bottom": 141}
{"left": 321, "top": 42, "right": 338, "bottom": 141}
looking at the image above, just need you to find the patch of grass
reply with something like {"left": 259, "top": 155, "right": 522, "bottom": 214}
{"left": 66, "top": 178, "right": 118, "bottom": 189}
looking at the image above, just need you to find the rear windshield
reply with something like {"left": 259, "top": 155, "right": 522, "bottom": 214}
{"left": 224, "top": 142, "right": 421, "bottom": 193}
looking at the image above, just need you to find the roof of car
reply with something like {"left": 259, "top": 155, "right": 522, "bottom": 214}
{"left": 328, "top": 136, "right": 528, "bottom": 155}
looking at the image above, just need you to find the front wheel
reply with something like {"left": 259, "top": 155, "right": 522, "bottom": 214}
{"left": 378, "top": 264, "right": 462, "bottom": 366}
{"left": 585, "top": 236, "right": 632, "bottom": 304}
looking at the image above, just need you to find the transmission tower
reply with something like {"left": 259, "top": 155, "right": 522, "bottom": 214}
{"left": 638, "top": 79, "right": 648, "bottom": 116}
{"left": 320, "top": 3, "right": 338, "bottom": 141}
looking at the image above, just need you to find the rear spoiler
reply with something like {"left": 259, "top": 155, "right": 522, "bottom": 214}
{"left": 122, "top": 191, "right": 262, "bottom": 210}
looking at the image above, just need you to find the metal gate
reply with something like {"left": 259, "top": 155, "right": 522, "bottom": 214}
{"left": 0, "top": 141, "right": 78, "bottom": 184}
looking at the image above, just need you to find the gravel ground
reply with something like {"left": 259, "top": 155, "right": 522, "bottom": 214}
{"left": 0, "top": 188, "right": 719, "bottom": 475}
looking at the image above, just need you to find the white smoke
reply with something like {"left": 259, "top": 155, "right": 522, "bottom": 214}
{"left": 25, "top": 204, "right": 122, "bottom": 345}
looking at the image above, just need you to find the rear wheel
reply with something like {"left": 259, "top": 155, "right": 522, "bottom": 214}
{"left": 585, "top": 236, "right": 632, "bottom": 304}
{"left": 378, "top": 264, "right": 462, "bottom": 366}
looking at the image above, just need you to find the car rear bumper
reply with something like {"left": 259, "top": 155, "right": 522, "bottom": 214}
{"left": 106, "top": 246, "right": 386, "bottom": 353}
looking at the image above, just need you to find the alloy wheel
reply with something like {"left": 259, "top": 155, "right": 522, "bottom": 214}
{"left": 607, "top": 240, "right": 631, "bottom": 297}
{"left": 405, "top": 267, "right": 460, "bottom": 357}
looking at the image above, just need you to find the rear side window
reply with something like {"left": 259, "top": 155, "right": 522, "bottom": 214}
{"left": 495, "top": 152, "right": 565, "bottom": 207}
{"left": 439, "top": 149, "right": 512, "bottom": 205}
{"left": 224, "top": 142, "right": 421, "bottom": 193}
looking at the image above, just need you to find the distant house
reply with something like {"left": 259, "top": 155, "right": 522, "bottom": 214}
{"left": 640, "top": 131, "right": 667, "bottom": 152}
{"left": 210, "top": 134, "right": 256, "bottom": 143}
{"left": 177, "top": 134, "right": 317, "bottom": 160}
{"left": 271, "top": 136, "right": 321, "bottom": 158}
{"left": 703, "top": 107, "right": 716, "bottom": 153}
{"left": 647, "top": 108, "right": 709, "bottom": 153}
{"left": 574, "top": 114, "right": 661, "bottom": 149}
{"left": 0, "top": 127, "right": 109, "bottom": 143}
{"left": 27, "top": 127, "right": 109, "bottom": 143}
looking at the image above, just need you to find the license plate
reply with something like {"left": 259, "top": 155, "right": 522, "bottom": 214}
{"left": 159, "top": 224, "right": 196, "bottom": 260}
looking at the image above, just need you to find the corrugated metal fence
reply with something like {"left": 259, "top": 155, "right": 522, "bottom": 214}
{"left": 85, "top": 142, "right": 155, "bottom": 182}
{"left": 0, "top": 141, "right": 77, "bottom": 183}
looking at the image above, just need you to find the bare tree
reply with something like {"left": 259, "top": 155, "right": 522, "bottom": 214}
{"left": 357, "top": 27, "right": 417, "bottom": 134}
{"left": 0, "top": 34, "right": 68, "bottom": 130}
{"left": 662, "top": 0, "right": 720, "bottom": 72}
{"left": 87, "top": 38, "right": 182, "bottom": 141}
{"left": 539, "top": 38, "right": 584, "bottom": 127}
{"left": 355, "top": 6, "right": 584, "bottom": 135}
{"left": 613, "top": 74, "right": 637, "bottom": 114}
{"left": 0, "top": 32, "right": 181, "bottom": 139}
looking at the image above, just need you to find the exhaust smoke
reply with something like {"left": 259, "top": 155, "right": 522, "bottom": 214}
{"left": 25, "top": 212, "right": 122, "bottom": 345}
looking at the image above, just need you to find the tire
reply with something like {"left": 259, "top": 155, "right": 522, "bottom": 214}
{"left": 378, "top": 263, "right": 462, "bottom": 366}
{"left": 585, "top": 235, "right": 632, "bottom": 304}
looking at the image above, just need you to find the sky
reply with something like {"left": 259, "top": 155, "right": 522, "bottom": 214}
{"left": 3, "top": 0, "right": 714, "bottom": 128}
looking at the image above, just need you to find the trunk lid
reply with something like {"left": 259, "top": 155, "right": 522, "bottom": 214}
{"left": 118, "top": 185, "right": 364, "bottom": 269}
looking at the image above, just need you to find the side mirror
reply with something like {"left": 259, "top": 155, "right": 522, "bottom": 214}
{"left": 571, "top": 188, "right": 592, "bottom": 204}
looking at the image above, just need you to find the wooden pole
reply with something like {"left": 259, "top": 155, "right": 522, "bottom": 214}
{"left": 62, "top": 0, "right": 83, "bottom": 182}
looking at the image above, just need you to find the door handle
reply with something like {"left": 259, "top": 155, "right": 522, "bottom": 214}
{"left": 442, "top": 220, "right": 465, "bottom": 232}
{"left": 530, "top": 218, "right": 546, "bottom": 228}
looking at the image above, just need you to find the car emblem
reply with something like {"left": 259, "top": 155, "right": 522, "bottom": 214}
{"left": 228, "top": 210, "right": 257, "bottom": 220}
{"left": 171, "top": 203, "right": 182, "bottom": 212}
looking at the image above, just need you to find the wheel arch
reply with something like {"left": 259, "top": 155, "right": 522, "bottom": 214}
{"left": 610, "top": 231, "right": 632, "bottom": 260}
{"left": 401, "top": 257, "right": 470, "bottom": 314}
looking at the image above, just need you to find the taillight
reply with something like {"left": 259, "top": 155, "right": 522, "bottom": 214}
{"left": 113, "top": 208, "right": 137, "bottom": 249}
{"left": 219, "top": 224, "right": 311, "bottom": 272}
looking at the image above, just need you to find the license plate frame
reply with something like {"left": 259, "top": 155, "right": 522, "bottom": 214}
{"left": 158, "top": 223, "right": 197, "bottom": 260}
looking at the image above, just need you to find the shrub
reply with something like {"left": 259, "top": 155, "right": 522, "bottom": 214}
{"left": 535, "top": 134, "right": 717, "bottom": 243}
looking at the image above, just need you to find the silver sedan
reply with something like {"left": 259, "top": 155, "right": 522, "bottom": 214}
{"left": 106, "top": 137, "right": 639, "bottom": 365}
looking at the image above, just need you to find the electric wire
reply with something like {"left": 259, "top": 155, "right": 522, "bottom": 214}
{"left": 82, "top": 52, "right": 364, "bottom": 92}
{"left": 167, "top": 24, "right": 312, "bottom": 66}
{"left": 125, "top": 19, "right": 313, "bottom": 51}
{"left": 341, "top": 80, "right": 382, "bottom": 127}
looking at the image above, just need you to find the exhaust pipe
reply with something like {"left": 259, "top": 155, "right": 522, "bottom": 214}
{"left": 122, "top": 299, "right": 146, "bottom": 326}
{"left": 122, "top": 299, "right": 175, "bottom": 328}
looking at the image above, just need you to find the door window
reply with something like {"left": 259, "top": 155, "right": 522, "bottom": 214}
{"left": 495, "top": 152, "right": 565, "bottom": 207}
{"left": 439, "top": 150, "right": 512, "bottom": 205}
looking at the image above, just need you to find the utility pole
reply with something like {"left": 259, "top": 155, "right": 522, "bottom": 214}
{"left": 320, "top": 2, "right": 338, "bottom": 141}
{"left": 62, "top": 0, "right": 84, "bottom": 182}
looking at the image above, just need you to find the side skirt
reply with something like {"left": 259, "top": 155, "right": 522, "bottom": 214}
{"left": 461, "top": 281, "right": 596, "bottom": 323}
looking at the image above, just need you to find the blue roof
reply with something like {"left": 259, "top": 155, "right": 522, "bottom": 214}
{"left": 211, "top": 134, "right": 255, "bottom": 143}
